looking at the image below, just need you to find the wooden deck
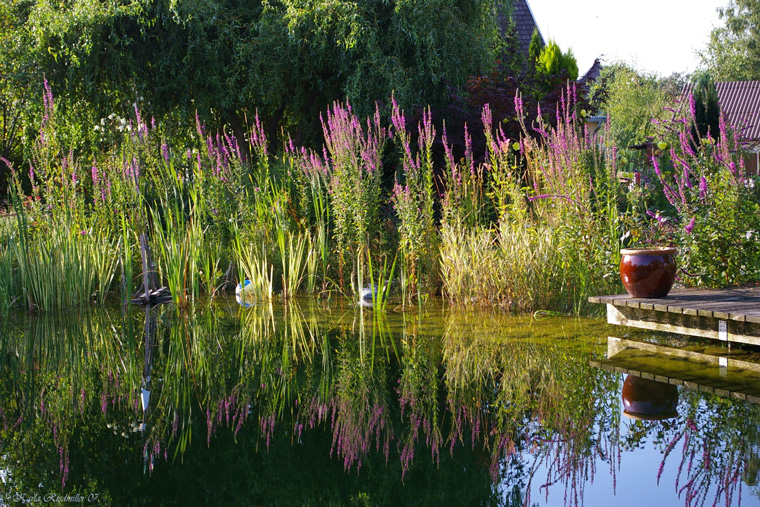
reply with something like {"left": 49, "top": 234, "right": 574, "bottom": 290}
{"left": 589, "top": 286, "right": 760, "bottom": 346}
{"left": 591, "top": 337, "right": 760, "bottom": 403}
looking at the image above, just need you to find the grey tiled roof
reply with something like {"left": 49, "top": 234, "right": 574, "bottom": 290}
{"left": 512, "top": 0, "right": 543, "bottom": 57}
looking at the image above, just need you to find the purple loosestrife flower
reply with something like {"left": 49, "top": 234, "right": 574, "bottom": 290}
{"left": 390, "top": 96, "right": 406, "bottom": 135}
{"left": 481, "top": 103, "right": 492, "bottom": 136}
{"left": 91, "top": 162, "right": 99, "bottom": 197}
{"left": 286, "top": 135, "right": 296, "bottom": 154}
{"left": 679, "top": 130, "right": 696, "bottom": 157}
{"left": 28, "top": 164, "right": 37, "bottom": 195}
{"left": 40, "top": 77, "right": 55, "bottom": 145}
{"left": 196, "top": 112, "right": 205, "bottom": 138}
{"left": 206, "top": 136, "right": 215, "bottom": 160}
{"left": 441, "top": 126, "right": 458, "bottom": 185}
{"left": 689, "top": 94, "right": 697, "bottom": 123}
{"left": 391, "top": 100, "right": 419, "bottom": 177}
{"left": 699, "top": 176, "right": 708, "bottom": 203}
{"left": 161, "top": 141, "right": 170, "bottom": 163}
{"left": 719, "top": 112, "right": 729, "bottom": 144}
{"left": 134, "top": 105, "right": 148, "bottom": 139}
{"left": 419, "top": 107, "right": 435, "bottom": 157}
{"left": 464, "top": 124, "right": 474, "bottom": 175}
{"left": 653, "top": 157, "right": 678, "bottom": 208}
{"left": 250, "top": 111, "right": 267, "bottom": 156}
{"left": 673, "top": 153, "right": 693, "bottom": 189}
{"left": 685, "top": 217, "right": 696, "bottom": 234}
{"left": 225, "top": 131, "right": 241, "bottom": 160}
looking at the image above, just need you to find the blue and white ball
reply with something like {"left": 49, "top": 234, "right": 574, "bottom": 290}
{"left": 235, "top": 279, "right": 254, "bottom": 307}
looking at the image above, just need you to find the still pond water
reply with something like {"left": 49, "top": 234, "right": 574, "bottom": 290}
{"left": 1, "top": 298, "right": 759, "bottom": 506}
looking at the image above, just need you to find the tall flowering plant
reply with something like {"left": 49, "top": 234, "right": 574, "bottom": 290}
{"left": 481, "top": 103, "right": 526, "bottom": 225}
{"left": 321, "top": 101, "right": 385, "bottom": 283}
{"left": 440, "top": 120, "right": 485, "bottom": 229}
{"left": 390, "top": 99, "right": 436, "bottom": 294}
{"left": 652, "top": 101, "right": 760, "bottom": 287}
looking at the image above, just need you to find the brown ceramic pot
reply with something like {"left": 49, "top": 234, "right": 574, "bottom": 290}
{"left": 619, "top": 247, "right": 677, "bottom": 298}
{"left": 621, "top": 375, "right": 678, "bottom": 421}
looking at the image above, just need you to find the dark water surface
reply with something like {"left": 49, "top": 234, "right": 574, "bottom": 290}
{"left": 1, "top": 298, "right": 759, "bottom": 506}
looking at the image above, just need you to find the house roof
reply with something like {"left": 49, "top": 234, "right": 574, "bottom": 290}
{"left": 511, "top": 0, "right": 543, "bottom": 58}
{"left": 716, "top": 81, "right": 760, "bottom": 142}
{"left": 683, "top": 80, "right": 760, "bottom": 143}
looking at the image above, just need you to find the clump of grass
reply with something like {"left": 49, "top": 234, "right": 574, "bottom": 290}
{"left": 16, "top": 221, "right": 119, "bottom": 311}
{"left": 277, "top": 229, "right": 308, "bottom": 300}
{"left": 439, "top": 88, "right": 621, "bottom": 313}
{"left": 233, "top": 227, "right": 274, "bottom": 302}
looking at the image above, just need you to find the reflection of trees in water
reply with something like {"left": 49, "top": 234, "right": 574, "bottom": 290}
{"left": 441, "top": 314, "right": 622, "bottom": 506}
{"left": 0, "top": 304, "right": 759, "bottom": 506}
{"left": 620, "top": 388, "right": 760, "bottom": 507}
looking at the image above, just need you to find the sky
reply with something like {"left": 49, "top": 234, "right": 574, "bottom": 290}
{"left": 528, "top": 0, "right": 725, "bottom": 77}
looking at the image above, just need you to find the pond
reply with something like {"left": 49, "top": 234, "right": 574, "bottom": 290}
{"left": 0, "top": 299, "right": 758, "bottom": 506}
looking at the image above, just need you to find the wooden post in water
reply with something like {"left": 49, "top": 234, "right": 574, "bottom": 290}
{"left": 132, "top": 232, "right": 171, "bottom": 305}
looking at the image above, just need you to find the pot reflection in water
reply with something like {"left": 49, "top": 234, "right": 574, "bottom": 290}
{"left": 622, "top": 374, "right": 678, "bottom": 420}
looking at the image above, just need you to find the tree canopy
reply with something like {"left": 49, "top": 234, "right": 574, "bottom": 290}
{"left": 589, "top": 63, "right": 684, "bottom": 151}
{"left": 700, "top": 0, "right": 760, "bottom": 81}
{"left": 691, "top": 72, "right": 720, "bottom": 141}
{"left": 4, "top": 0, "right": 504, "bottom": 148}
{"left": 535, "top": 39, "right": 578, "bottom": 82}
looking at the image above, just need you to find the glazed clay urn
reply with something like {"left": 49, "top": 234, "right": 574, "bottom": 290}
{"left": 619, "top": 247, "right": 677, "bottom": 298}
{"left": 622, "top": 375, "right": 678, "bottom": 421}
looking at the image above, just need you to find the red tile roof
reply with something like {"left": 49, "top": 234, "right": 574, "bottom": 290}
{"left": 683, "top": 81, "right": 760, "bottom": 143}
{"left": 716, "top": 81, "right": 760, "bottom": 143}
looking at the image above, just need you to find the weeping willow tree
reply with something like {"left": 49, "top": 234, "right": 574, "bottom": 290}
{"left": 4, "top": 0, "right": 507, "bottom": 151}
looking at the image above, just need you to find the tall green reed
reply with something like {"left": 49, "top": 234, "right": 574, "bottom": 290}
{"left": 0, "top": 233, "right": 16, "bottom": 314}
{"left": 286, "top": 143, "right": 332, "bottom": 293}
{"left": 233, "top": 225, "right": 274, "bottom": 301}
{"left": 351, "top": 245, "right": 396, "bottom": 310}
{"left": 277, "top": 228, "right": 308, "bottom": 300}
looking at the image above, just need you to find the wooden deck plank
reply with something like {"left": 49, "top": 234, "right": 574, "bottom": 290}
{"left": 590, "top": 286, "right": 760, "bottom": 342}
